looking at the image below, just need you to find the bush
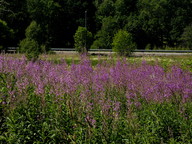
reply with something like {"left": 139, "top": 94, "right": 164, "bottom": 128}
{"left": 74, "top": 26, "right": 92, "bottom": 53}
{"left": 112, "top": 29, "right": 136, "bottom": 56}
{"left": 19, "top": 38, "right": 40, "bottom": 61}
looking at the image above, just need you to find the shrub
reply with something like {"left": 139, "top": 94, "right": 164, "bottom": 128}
{"left": 19, "top": 38, "right": 40, "bottom": 61}
{"left": 74, "top": 26, "right": 92, "bottom": 53}
{"left": 112, "top": 29, "right": 136, "bottom": 56}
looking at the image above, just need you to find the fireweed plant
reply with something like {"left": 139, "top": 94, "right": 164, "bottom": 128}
{"left": 0, "top": 55, "right": 192, "bottom": 143}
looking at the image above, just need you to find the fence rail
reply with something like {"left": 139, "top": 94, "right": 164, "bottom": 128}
{"left": 5, "top": 47, "right": 192, "bottom": 53}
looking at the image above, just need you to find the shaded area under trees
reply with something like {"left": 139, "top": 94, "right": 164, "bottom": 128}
{"left": 1, "top": 0, "right": 192, "bottom": 52}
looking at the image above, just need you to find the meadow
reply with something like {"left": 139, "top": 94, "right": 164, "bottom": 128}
{"left": 0, "top": 54, "right": 192, "bottom": 143}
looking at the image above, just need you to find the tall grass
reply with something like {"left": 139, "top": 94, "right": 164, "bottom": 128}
{"left": 0, "top": 55, "right": 192, "bottom": 143}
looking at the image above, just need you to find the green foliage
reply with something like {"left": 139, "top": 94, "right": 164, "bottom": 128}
{"left": 27, "top": 0, "right": 59, "bottom": 25}
{"left": 19, "top": 21, "right": 51, "bottom": 61}
{"left": 27, "top": 0, "right": 61, "bottom": 48}
{"left": 1, "top": 0, "right": 192, "bottom": 49}
{"left": 1, "top": 81, "right": 192, "bottom": 143}
{"left": 26, "top": 0, "right": 60, "bottom": 51}
{"left": 25, "top": 21, "right": 49, "bottom": 52}
{"left": 1, "top": 0, "right": 29, "bottom": 47}
{"left": 1, "top": 58, "right": 192, "bottom": 143}
{"left": 19, "top": 38, "right": 40, "bottom": 61}
{"left": 135, "top": 103, "right": 184, "bottom": 143}
{"left": 137, "top": 0, "right": 166, "bottom": 47}
{"left": 124, "top": 0, "right": 192, "bottom": 49}
{"left": 0, "top": 76, "right": 75, "bottom": 143}
{"left": 180, "top": 24, "right": 192, "bottom": 50}
{"left": 112, "top": 29, "right": 136, "bottom": 56}
{"left": 91, "top": 16, "right": 118, "bottom": 49}
{"left": 25, "top": 21, "right": 42, "bottom": 43}
{"left": 74, "top": 26, "right": 93, "bottom": 53}
{"left": 3, "top": 90, "right": 73, "bottom": 143}
{"left": 115, "top": 0, "right": 136, "bottom": 16}
{"left": 145, "top": 43, "right": 152, "bottom": 50}
{"left": 0, "top": 19, "right": 13, "bottom": 51}
{"left": 96, "top": 0, "right": 115, "bottom": 19}
{"left": 0, "top": 0, "right": 8, "bottom": 16}
{"left": 0, "top": 73, "right": 8, "bottom": 143}
{"left": 19, "top": 21, "right": 42, "bottom": 61}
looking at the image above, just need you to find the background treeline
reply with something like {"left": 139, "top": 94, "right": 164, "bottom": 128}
{"left": 1, "top": 0, "right": 192, "bottom": 51}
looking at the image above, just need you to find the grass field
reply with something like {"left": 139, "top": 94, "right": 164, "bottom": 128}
{"left": 0, "top": 53, "right": 192, "bottom": 143}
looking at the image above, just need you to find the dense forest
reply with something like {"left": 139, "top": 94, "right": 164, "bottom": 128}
{"left": 1, "top": 0, "right": 192, "bottom": 50}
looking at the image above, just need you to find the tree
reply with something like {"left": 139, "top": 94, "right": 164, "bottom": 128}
{"left": 0, "top": 0, "right": 9, "bottom": 15}
{"left": 19, "top": 21, "right": 44, "bottom": 61}
{"left": 1, "top": 0, "right": 29, "bottom": 46}
{"left": 74, "top": 26, "right": 92, "bottom": 53}
{"left": 131, "top": 0, "right": 192, "bottom": 48}
{"left": 51, "top": 0, "right": 96, "bottom": 48}
{"left": 26, "top": 0, "right": 61, "bottom": 49}
{"left": 91, "top": 16, "right": 118, "bottom": 49}
{"left": 112, "top": 29, "right": 136, "bottom": 56}
{"left": 131, "top": 0, "right": 167, "bottom": 48}
{"left": 164, "top": 0, "right": 192, "bottom": 47}
{"left": 114, "top": 0, "right": 137, "bottom": 27}
{"left": 0, "top": 19, "right": 13, "bottom": 52}
{"left": 180, "top": 24, "right": 192, "bottom": 49}
{"left": 96, "top": 0, "right": 115, "bottom": 19}
{"left": 1, "top": 0, "right": 192, "bottom": 50}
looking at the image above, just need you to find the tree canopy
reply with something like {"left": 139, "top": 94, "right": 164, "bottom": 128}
{"left": 1, "top": 0, "right": 192, "bottom": 50}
